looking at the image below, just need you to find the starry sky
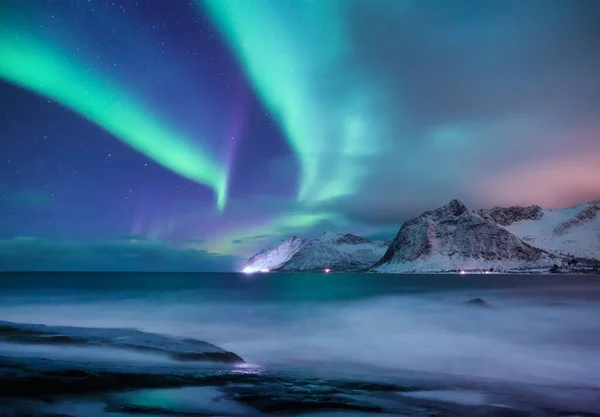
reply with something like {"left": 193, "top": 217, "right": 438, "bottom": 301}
{"left": 1, "top": 0, "right": 599, "bottom": 271}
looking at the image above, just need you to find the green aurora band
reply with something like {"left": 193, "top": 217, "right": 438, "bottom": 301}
{"left": 200, "top": 0, "right": 387, "bottom": 205}
{"left": 0, "top": 31, "right": 228, "bottom": 210}
{"left": 205, "top": 211, "right": 338, "bottom": 256}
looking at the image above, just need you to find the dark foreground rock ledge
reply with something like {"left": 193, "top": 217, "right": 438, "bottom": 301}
{"left": 0, "top": 320, "right": 244, "bottom": 364}
{"left": 2, "top": 353, "right": 600, "bottom": 416}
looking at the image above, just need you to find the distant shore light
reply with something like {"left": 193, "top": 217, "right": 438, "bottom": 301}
{"left": 324, "top": 268, "right": 331, "bottom": 273}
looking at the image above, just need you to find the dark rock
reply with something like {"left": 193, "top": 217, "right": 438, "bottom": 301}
{"left": 0, "top": 354, "right": 427, "bottom": 414}
{"left": 104, "top": 403, "right": 226, "bottom": 415}
{"left": 464, "top": 298, "right": 491, "bottom": 307}
{"left": 478, "top": 205, "right": 544, "bottom": 226}
{"left": 3, "top": 353, "right": 599, "bottom": 416}
{"left": 0, "top": 320, "right": 244, "bottom": 364}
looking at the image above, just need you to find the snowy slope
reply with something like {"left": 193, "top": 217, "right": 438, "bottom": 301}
{"left": 482, "top": 200, "right": 600, "bottom": 260}
{"left": 372, "top": 200, "right": 551, "bottom": 273}
{"left": 243, "top": 232, "right": 390, "bottom": 272}
{"left": 241, "top": 236, "right": 309, "bottom": 272}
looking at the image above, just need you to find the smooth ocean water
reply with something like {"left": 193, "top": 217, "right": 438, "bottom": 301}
{"left": 1, "top": 272, "right": 600, "bottom": 415}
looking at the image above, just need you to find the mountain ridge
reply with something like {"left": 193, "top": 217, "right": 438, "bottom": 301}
{"left": 372, "top": 199, "right": 550, "bottom": 273}
{"left": 242, "top": 198, "right": 600, "bottom": 273}
{"left": 242, "top": 232, "right": 389, "bottom": 272}
{"left": 495, "top": 199, "right": 600, "bottom": 260}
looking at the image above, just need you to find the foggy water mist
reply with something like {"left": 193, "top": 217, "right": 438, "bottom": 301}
{"left": 1, "top": 272, "right": 599, "bottom": 390}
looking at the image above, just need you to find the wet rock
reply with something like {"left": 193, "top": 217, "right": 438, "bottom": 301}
{"left": 464, "top": 298, "right": 490, "bottom": 307}
{"left": 104, "top": 403, "right": 228, "bottom": 415}
{"left": 0, "top": 320, "right": 243, "bottom": 364}
{"left": 3, "top": 336, "right": 600, "bottom": 416}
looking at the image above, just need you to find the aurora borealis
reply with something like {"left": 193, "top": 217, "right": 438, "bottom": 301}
{"left": 1, "top": 0, "right": 599, "bottom": 271}
{"left": 200, "top": 0, "right": 373, "bottom": 204}
{"left": 0, "top": 30, "right": 228, "bottom": 210}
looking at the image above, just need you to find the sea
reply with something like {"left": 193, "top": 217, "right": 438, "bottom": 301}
{"left": 1, "top": 272, "right": 599, "bottom": 416}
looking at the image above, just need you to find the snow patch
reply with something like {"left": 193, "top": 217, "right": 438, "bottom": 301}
{"left": 503, "top": 200, "right": 600, "bottom": 260}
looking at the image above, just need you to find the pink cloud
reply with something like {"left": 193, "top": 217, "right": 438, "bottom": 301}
{"left": 478, "top": 149, "right": 600, "bottom": 208}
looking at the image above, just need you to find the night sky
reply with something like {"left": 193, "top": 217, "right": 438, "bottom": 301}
{"left": 1, "top": 0, "right": 599, "bottom": 271}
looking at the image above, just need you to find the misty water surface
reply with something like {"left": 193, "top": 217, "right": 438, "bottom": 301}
{"left": 1, "top": 272, "right": 599, "bottom": 389}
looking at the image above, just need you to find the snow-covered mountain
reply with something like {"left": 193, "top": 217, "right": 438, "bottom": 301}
{"left": 372, "top": 200, "right": 551, "bottom": 273}
{"left": 479, "top": 200, "right": 600, "bottom": 260}
{"left": 242, "top": 236, "right": 309, "bottom": 272}
{"left": 243, "top": 199, "right": 599, "bottom": 274}
{"left": 242, "top": 231, "right": 390, "bottom": 272}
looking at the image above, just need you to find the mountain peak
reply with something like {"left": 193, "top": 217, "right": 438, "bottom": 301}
{"left": 411, "top": 199, "right": 469, "bottom": 223}
{"left": 373, "top": 199, "right": 545, "bottom": 272}
{"left": 320, "top": 230, "right": 342, "bottom": 241}
{"left": 444, "top": 199, "right": 469, "bottom": 216}
{"left": 319, "top": 231, "right": 373, "bottom": 245}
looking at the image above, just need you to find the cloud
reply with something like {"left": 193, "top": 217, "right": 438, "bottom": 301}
{"left": 183, "top": 238, "right": 205, "bottom": 244}
{"left": 361, "top": 229, "right": 398, "bottom": 242}
{"left": 114, "top": 233, "right": 151, "bottom": 241}
{"left": 479, "top": 149, "right": 600, "bottom": 208}
{"left": 231, "top": 234, "right": 275, "bottom": 245}
{"left": 329, "top": 0, "right": 600, "bottom": 217}
{"left": 0, "top": 237, "right": 242, "bottom": 272}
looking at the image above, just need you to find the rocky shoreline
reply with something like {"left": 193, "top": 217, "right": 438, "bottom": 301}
{"left": 1, "top": 320, "right": 600, "bottom": 416}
